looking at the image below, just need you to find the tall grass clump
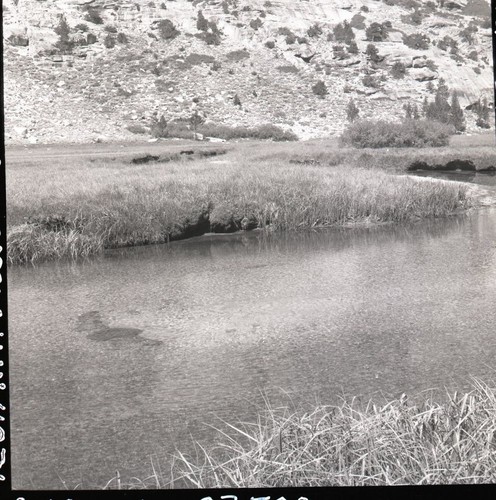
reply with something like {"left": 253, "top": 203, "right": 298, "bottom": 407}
{"left": 172, "top": 378, "right": 496, "bottom": 487}
{"left": 7, "top": 160, "right": 469, "bottom": 265}
{"left": 340, "top": 119, "right": 454, "bottom": 148}
{"left": 7, "top": 224, "right": 103, "bottom": 265}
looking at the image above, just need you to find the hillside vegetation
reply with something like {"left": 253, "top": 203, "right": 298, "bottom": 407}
{"left": 4, "top": 0, "right": 493, "bottom": 144}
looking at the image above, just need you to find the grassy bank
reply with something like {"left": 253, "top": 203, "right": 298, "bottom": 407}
{"left": 171, "top": 378, "right": 496, "bottom": 487}
{"left": 7, "top": 153, "right": 470, "bottom": 265}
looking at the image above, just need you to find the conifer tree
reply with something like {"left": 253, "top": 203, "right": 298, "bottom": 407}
{"left": 403, "top": 102, "right": 413, "bottom": 120}
{"left": 54, "top": 15, "right": 74, "bottom": 53}
{"left": 197, "top": 10, "right": 209, "bottom": 31}
{"left": 412, "top": 104, "right": 420, "bottom": 120}
{"left": 346, "top": 99, "right": 359, "bottom": 122}
{"left": 189, "top": 110, "right": 206, "bottom": 139}
{"left": 449, "top": 92, "right": 465, "bottom": 132}
{"left": 474, "top": 97, "right": 491, "bottom": 128}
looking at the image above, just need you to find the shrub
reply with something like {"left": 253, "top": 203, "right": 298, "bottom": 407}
{"left": 347, "top": 41, "right": 359, "bottom": 54}
{"left": 84, "top": 7, "right": 104, "bottom": 25}
{"left": 104, "top": 34, "right": 116, "bottom": 49}
{"left": 366, "top": 43, "right": 381, "bottom": 62}
{"left": 468, "top": 50, "right": 478, "bottom": 61}
{"left": 278, "top": 27, "right": 296, "bottom": 44}
{"left": 362, "top": 75, "right": 380, "bottom": 88}
{"left": 104, "top": 24, "right": 118, "bottom": 33}
{"left": 425, "top": 59, "right": 438, "bottom": 71}
{"left": 117, "top": 32, "right": 128, "bottom": 44}
{"left": 126, "top": 124, "right": 148, "bottom": 135}
{"left": 312, "top": 80, "right": 328, "bottom": 97}
{"left": 340, "top": 119, "right": 454, "bottom": 148}
{"left": 189, "top": 110, "right": 206, "bottom": 139}
{"left": 401, "top": 10, "right": 423, "bottom": 25}
{"left": 74, "top": 23, "right": 89, "bottom": 32}
{"left": 233, "top": 93, "right": 241, "bottom": 106}
{"left": 54, "top": 15, "right": 74, "bottom": 53}
{"left": 333, "top": 45, "right": 349, "bottom": 60}
{"left": 150, "top": 115, "right": 168, "bottom": 138}
{"left": 365, "top": 22, "right": 389, "bottom": 41}
{"left": 403, "top": 33, "right": 430, "bottom": 50}
{"left": 196, "top": 31, "right": 221, "bottom": 45}
{"left": 391, "top": 61, "right": 407, "bottom": 78}
{"left": 450, "top": 92, "right": 466, "bottom": 132}
{"left": 403, "top": 102, "right": 420, "bottom": 120}
{"left": 194, "top": 123, "right": 298, "bottom": 141}
{"left": 265, "top": 40, "right": 275, "bottom": 49}
{"left": 250, "top": 18, "right": 262, "bottom": 30}
{"left": 197, "top": 10, "right": 209, "bottom": 31}
{"left": 185, "top": 53, "right": 216, "bottom": 65}
{"left": 226, "top": 49, "right": 250, "bottom": 61}
{"left": 460, "top": 26, "right": 477, "bottom": 44}
{"left": 333, "top": 21, "right": 355, "bottom": 43}
{"left": 276, "top": 65, "right": 298, "bottom": 74}
{"left": 307, "top": 23, "right": 323, "bottom": 37}
{"left": 473, "top": 97, "right": 490, "bottom": 128}
{"left": 157, "top": 19, "right": 180, "bottom": 40}
{"left": 346, "top": 99, "right": 359, "bottom": 122}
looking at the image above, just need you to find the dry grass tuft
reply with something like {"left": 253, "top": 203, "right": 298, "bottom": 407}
{"left": 171, "top": 378, "right": 496, "bottom": 488}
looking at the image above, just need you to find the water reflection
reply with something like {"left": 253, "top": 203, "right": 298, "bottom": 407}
{"left": 411, "top": 170, "right": 496, "bottom": 187}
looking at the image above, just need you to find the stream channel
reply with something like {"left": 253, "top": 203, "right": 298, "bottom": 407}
{"left": 8, "top": 172, "right": 496, "bottom": 489}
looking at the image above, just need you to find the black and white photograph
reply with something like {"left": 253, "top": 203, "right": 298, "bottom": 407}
{"left": 3, "top": 0, "right": 496, "bottom": 495}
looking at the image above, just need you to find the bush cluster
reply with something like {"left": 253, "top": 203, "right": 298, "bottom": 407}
{"left": 333, "top": 21, "right": 355, "bottom": 44}
{"left": 157, "top": 19, "right": 180, "bottom": 40}
{"left": 278, "top": 27, "right": 296, "bottom": 44}
{"left": 312, "top": 80, "right": 328, "bottom": 97}
{"left": 150, "top": 117, "right": 298, "bottom": 142}
{"left": 340, "top": 119, "right": 454, "bottom": 148}
{"left": 391, "top": 61, "right": 407, "bottom": 79}
{"left": 403, "top": 33, "right": 430, "bottom": 50}
{"left": 365, "top": 22, "right": 390, "bottom": 42}
{"left": 83, "top": 7, "right": 104, "bottom": 25}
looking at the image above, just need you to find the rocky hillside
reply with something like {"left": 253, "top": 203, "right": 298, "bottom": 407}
{"left": 3, "top": 0, "right": 494, "bottom": 144}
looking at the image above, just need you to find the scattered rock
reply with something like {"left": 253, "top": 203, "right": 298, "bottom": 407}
{"left": 411, "top": 68, "right": 437, "bottom": 81}
{"left": 6, "top": 27, "right": 29, "bottom": 47}
{"left": 14, "top": 126, "right": 28, "bottom": 137}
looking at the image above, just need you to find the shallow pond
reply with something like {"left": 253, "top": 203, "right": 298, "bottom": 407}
{"left": 8, "top": 178, "right": 496, "bottom": 489}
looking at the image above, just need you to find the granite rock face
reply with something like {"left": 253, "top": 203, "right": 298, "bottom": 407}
{"left": 3, "top": 0, "right": 493, "bottom": 144}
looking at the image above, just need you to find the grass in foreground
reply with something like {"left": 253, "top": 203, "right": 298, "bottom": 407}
{"left": 7, "top": 155, "right": 470, "bottom": 265}
{"left": 7, "top": 154, "right": 469, "bottom": 264}
{"left": 171, "top": 378, "right": 496, "bottom": 488}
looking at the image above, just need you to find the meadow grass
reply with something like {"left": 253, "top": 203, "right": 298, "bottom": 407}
{"left": 170, "top": 378, "right": 496, "bottom": 488}
{"left": 7, "top": 148, "right": 472, "bottom": 265}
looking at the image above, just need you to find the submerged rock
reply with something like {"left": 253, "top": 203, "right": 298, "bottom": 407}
{"left": 77, "top": 311, "right": 161, "bottom": 344}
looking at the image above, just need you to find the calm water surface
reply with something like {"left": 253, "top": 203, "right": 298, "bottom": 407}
{"left": 9, "top": 187, "right": 496, "bottom": 489}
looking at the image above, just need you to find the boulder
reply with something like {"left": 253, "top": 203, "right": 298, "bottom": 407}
{"left": 412, "top": 57, "right": 429, "bottom": 68}
{"left": 7, "top": 31, "right": 29, "bottom": 47}
{"left": 14, "top": 127, "right": 28, "bottom": 137}
{"left": 411, "top": 68, "right": 437, "bottom": 81}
